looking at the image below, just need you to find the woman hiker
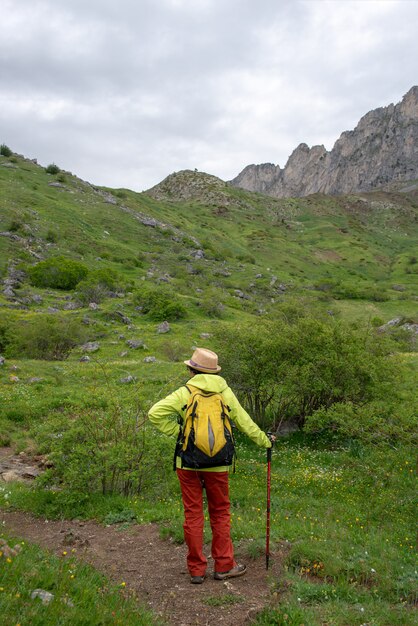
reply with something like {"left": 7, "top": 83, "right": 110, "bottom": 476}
{"left": 148, "top": 347, "right": 273, "bottom": 584}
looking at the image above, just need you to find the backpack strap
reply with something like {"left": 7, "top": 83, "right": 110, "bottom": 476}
{"left": 174, "top": 385, "right": 193, "bottom": 471}
{"left": 181, "top": 384, "right": 192, "bottom": 411}
{"left": 220, "top": 399, "right": 237, "bottom": 472}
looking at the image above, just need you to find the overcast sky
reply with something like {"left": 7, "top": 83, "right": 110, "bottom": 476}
{"left": 1, "top": 0, "right": 417, "bottom": 192}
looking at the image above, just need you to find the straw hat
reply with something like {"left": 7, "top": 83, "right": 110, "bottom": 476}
{"left": 184, "top": 347, "right": 221, "bottom": 373}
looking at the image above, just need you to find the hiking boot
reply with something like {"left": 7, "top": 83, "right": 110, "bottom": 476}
{"left": 190, "top": 575, "right": 205, "bottom": 584}
{"left": 214, "top": 563, "right": 247, "bottom": 580}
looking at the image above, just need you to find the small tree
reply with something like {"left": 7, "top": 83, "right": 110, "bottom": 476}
{"left": 215, "top": 320, "right": 284, "bottom": 427}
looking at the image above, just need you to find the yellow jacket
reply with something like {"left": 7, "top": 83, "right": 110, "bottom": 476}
{"left": 148, "top": 373, "right": 271, "bottom": 471}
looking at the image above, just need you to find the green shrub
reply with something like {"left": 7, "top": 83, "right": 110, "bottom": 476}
{"left": 215, "top": 316, "right": 396, "bottom": 429}
{"left": 0, "top": 312, "right": 13, "bottom": 352}
{"left": 197, "top": 288, "right": 226, "bottom": 319}
{"left": 305, "top": 399, "right": 417, "bottom": 445}
{"left": 5, "top": 314, "right": 88, "bottom": 360}
{"left": 45, "top": 228, "right": 58, "bottom": 243}
{"left": 9, "top": 219, "right": 24, "bottom": 233}
{"left": 133, "top": 283, "right": 187, "bottom": 321}
{"left": 34, "top": 407, "right": 152, "bottom": 496}
{"left": 28, "top": 256, "right": 88, "bottom": 290}
{"left": 45, "top": 163, "right": 60, "bottom": 174}
{"left": 236, "top": 253, "right": 256, "bottom": 264}
{"left": 0, "top": 143, "right": 12, "bottom": 157}
{"left": 371, "top": 316, "right": 384, "bottom": 327}
{"left": 76, "top": 268, "right": 127, "bottom": 304}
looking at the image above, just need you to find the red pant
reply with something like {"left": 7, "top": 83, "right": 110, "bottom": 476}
{"left": 176, "top": 469, "right": 235, "bottom": 576}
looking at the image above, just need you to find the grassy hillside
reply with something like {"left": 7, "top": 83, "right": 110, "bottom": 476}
{"left": 1, "top": 154, "right": 417, "bottom": 321}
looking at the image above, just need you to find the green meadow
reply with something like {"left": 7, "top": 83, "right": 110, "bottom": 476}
{"left": 0, "top": 150, "right": 417, "bottom": 624}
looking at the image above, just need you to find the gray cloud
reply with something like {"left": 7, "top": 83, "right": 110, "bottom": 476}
{"left": 1, "top": 0, "right": 417, "bottom": 191}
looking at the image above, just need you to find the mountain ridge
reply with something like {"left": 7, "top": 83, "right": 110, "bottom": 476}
{"left": 229, "top": 86, "right": 418, "bottom": 198}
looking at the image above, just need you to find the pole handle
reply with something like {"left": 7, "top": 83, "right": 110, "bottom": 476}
{"left": 267, "top": 431, "right": 274, "bottom": 461}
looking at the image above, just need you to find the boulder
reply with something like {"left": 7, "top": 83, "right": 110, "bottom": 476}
{"left": 157, "top": 321, "right": 170, "bottom": 334}
{"left": 126, "top": 339, "right": 147, "bottom": 349}
{"left": 113, "top": 311, "right": 131, "bottom": 325}
{"left": 120, "top": 375, "right": 137, "bottom": 384}
{"left": 2, "top": 470, "right": 22, "bottom": 482}
{"left": 31, "top": 590, "right": 55, "bottom": 605}
{"left": 81, "top": 342, "right": 100, "bottom": 353}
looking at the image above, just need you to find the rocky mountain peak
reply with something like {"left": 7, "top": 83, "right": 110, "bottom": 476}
{"left": 230, "top": 86, "right": 418, "bottom": 197}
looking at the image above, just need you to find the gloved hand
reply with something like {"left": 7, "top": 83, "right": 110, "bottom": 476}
{"left": 267, "top": 432, "right": 276, "bottom": 445}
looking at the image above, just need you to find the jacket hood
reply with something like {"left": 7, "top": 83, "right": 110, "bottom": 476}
{"left": 186, "top": 374, "right": 228, "bottom": 393}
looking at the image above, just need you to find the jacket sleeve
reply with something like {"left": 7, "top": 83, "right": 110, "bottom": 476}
{"left": 148, "top": 388, "right": 186, "bottom": 439}
{"left": 224, "top": 388, "right": 272, "bottom": 448}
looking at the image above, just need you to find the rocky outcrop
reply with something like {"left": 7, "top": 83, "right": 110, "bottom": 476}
{"left": 146, "top": 169, "right": 230, "bottom": 202}
{"left": 230, "top": 86, "right": 418, "bottom": 197}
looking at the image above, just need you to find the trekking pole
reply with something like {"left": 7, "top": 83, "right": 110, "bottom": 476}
{"left": 266, "top": 432, "right": 274, "bottom": 570}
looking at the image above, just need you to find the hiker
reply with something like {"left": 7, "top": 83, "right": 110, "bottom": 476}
{"left": 148, "top": 347, "right": 274, "bottom": 584}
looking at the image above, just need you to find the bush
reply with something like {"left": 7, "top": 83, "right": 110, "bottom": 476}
{"left": 28, "top": 256, "right": 88, "bottom": 290}
{"left": 0, "top": 143, "right": 13, "bottom": 157}
{"left": 5, "top": 314, "right": 88, "bottom": 360}
{"left": 197, "top": 287, "right": 226, "bottom": 319}
{"left": 133, "top": 284, "right": 187, "bottom": 321}
{"left": 9, "top": 219, "right": 24, "bottom": 233}
{"left": 0, "top": 316, "right": 8, "bottom": 353}
{"left": 305, "top": 399, "right": 417, "bottom": 445}
{"left": 45, "top": 229, "right": 58, "bottom": 243}
{"left": 35, "top": 410, "right": 146, "bottom": 495}
{"left": 45, "top": 163, "right": 60, "bottom": 174}
{"left": 76, "top": 268, "right": 128, "bottom": 304}
{"left": 214, "top": 316, "right": 396, "bottom": 429}
{"left": 33, "top": 403, "right": 173, "bottom": 496}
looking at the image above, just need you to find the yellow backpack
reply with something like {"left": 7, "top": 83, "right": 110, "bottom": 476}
{"left": 175, "top": 385, "right": 236, "bottom": 469}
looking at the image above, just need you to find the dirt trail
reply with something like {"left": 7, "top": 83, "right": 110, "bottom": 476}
{"left": 1, "top": 508, "right": 286, "bottom": 626}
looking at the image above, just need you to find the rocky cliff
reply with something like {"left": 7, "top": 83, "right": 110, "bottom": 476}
{"left": 230, "top": 86, "right": 418, "bottom": 197}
